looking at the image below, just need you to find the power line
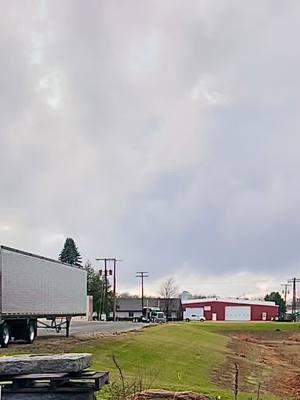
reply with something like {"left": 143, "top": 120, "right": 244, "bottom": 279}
{"left": 136, "top": 271, "right": 149, "bottom": 310}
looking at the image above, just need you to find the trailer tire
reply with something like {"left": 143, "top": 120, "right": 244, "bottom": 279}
{"left": 25, "top": 321, "right": 36, "bottom": 344}
{"left": 0, "top": 323, "right": 10, "bottom": 348}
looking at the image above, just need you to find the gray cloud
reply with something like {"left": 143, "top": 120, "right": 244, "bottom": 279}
{"left": 1, "top": 1, "right": 300, "bottom": 297}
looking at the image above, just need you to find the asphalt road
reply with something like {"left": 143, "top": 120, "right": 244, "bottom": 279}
{"left": 38, "top": 320, "right": 147, "bottom": 337}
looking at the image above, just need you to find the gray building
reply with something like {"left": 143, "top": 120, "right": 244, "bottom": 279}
{"left": 115, "top": 297, "right": 183, "bottom": 320}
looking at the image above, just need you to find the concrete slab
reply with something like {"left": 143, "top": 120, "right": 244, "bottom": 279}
{"left": 0, "top": 353, "right": 92, "bottom": 376}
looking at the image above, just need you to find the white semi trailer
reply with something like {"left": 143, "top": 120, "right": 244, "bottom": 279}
{"left": 0, "top": 245, "right": 87, "bottom": 347}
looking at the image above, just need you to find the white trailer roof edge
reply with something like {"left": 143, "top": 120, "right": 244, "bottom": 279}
{"left": 0, "top": 245, "right": 83, "bottom": 270}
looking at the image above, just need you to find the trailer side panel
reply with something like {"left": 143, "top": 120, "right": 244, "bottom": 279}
{"left": 0, "top": 247, "right": 86, "bottom": 316}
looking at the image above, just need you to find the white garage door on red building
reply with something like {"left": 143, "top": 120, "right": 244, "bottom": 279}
{"left": 182, "top": 298, "right": 279, "bottom": 321}
{"left": 225, "top": 306, "right": 251, "bottom": 321}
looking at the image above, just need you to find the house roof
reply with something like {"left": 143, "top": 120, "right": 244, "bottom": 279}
{"left": 182, "top": 297, "right": 277, "bottom": 307}
{"left": 116, "top": 297, "right": 182, "bottom": 311}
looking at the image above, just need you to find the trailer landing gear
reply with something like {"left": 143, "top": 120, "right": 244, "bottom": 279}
{"left": 66, "top": 316, "right": 71, "bottom": 338}
{"left": 37, "top": 316, "right": 72, "bottom": 337}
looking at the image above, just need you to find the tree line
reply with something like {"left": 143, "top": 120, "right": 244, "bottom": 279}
{"left": 58, "top": 238, "right": 288, "bottom": 319}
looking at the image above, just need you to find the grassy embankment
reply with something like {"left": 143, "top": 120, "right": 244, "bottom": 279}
{"left": 74, "top": 322, "right": 300, "bottom": 400}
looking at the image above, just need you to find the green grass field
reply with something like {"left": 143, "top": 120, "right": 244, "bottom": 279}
{"left": 74, "top": 322, "right": 300, "bottom": 400}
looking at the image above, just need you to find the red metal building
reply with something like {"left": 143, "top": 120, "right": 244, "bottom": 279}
{"left": 182, "top": 298, "right": 279, "bottom": 321}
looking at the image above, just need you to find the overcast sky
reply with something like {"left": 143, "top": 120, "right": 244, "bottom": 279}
{"left": 1, "top": 1, "right": 300, "bottom": 300}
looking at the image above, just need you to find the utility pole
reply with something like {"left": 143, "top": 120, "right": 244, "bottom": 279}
{"left": 288, "top": 278, "right": 300, "bottom": 321}
{"left": 96, "top": 257, "right": 122, "bottom": 321}
{"left": 104, "top": 258, "right": 108, "bottom": 316}
{"left": 281, "top": 283, "right": 291, "bottom": 304}
{"left": 95, "top": 258, "right": 109, "bottom": 319}
{"left": 136, "top": 271, "right": 149, "bottom": 310}
{"left": 112, "top": 258, "right": 122, "bottom": 322}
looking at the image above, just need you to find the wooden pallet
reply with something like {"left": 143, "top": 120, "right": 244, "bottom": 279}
{"left": 0, "top": 370, "right": 109, "bottom": 393}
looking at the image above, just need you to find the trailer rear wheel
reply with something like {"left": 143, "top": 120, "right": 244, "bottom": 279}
{"left": 25, "top": 321, "right": 36, "bottom": 344}
{"left": 0, "top": 323, "right": 10, "bottom": 348}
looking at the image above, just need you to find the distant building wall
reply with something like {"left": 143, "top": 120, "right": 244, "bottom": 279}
{"left": 116, "top": 297, "right": 183, "bottom": 320}
{"left": 183, "top": 299, "right": 279, "bottom": 321}
{"left": 115, "top": 311, "right": 141, "bottom": 319}
{"left": 87, "top": 295, "right": 93, "bottom": 321}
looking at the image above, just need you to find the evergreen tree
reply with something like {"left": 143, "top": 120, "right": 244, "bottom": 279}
{"left": 59, "top": 238, "right": 82, "bottom": 265}
{"left": 265, "top": 291, "right": 286, "bottom": 315}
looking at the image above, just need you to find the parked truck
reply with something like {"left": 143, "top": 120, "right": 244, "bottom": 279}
{"left": 140, "top": 307, "right": 166, "bottom": 323}
{"left": 0, "top": 245, "right": 87, "bottom": 347}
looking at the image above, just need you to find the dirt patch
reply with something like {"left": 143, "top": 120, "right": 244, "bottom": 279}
{"left": 214, "top": 330, "right": 300, "bottom": 399}
{"left": 287, "top": 335, "right": 300, "bottom": 343}
{"left": 134, "top": 390, "right": 210, "bottom": 400}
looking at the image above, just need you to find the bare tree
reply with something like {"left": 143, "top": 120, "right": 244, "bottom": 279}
{"left": 159, "top": 278, "right": 178, "bottom": 319}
